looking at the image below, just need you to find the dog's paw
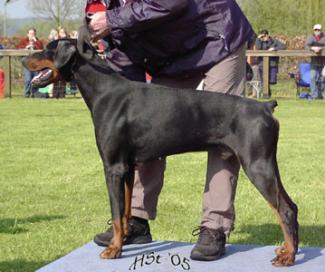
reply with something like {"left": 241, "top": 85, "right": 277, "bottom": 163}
{"left": 100, "top": 245, "right": 122, "bottom": 259}
{"left": 271, "top": 246, "right": 295, "bottom": 266}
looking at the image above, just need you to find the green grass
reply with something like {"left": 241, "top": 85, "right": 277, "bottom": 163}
{"left": 0, "top": 96, "right": 324, "bottom": 271}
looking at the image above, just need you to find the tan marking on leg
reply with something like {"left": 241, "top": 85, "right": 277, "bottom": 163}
{"left": 269, "top": 205, "right": 296, "bottom": 266}
{"left": 100, "top": 218, "right": 123, "bottom": 259}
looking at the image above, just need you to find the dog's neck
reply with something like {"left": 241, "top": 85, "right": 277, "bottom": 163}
{"left": 70, "top": 25, "right": 131, "bottom": 111}
{"left": 71, "top": 51, "right": 126, "bottom": 111}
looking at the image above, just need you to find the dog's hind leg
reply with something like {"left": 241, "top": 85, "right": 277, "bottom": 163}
{"left": 241, "top": 154, "right": 298, "bottom": 266}
{"left": 122, "top": 165, "right": 134, "bottom": 237}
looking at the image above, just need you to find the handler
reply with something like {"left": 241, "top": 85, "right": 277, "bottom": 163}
{"left": 87, "top": 0, "right": 254, "bottom": 261}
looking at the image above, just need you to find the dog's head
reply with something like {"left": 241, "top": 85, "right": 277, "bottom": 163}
{"left": 22, "top": 25, "right": 100, "bottom": 88}
{"left": 22, "top": 38, "right": 78, "bottom": 87}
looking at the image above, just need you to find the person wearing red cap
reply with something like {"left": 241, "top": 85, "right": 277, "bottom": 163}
{"left": 86, "top": 0, "right": 255, "bottom": 261}
{"left": 86, "top": 0, "right": 108, "bottom": 15}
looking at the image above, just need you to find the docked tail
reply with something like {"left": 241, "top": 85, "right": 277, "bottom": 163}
{"left": 265, "top": 100, "right": 278, "bottom": 112}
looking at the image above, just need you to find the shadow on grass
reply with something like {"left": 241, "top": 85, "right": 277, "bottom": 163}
{"left": 234, "top": 223, "right": 325, "bottom": 246}
{"left": 0, "top": 259, "right": 53, "bottom": 272}
{"left": 0, "top": 215, "right": 66, "bottom": 234}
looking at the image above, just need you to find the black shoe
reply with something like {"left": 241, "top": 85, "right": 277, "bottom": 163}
{"left": 190, "top": 227, "right": 226, "bottom": 261}
{"left": 94, "top": 217, "right": 152, "bottom": 247}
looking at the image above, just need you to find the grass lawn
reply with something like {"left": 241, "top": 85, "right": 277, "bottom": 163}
{"left": 0, "top": 95, "right": 324, "bottom": 271}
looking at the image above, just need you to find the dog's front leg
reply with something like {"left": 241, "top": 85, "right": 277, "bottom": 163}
{"left": 100, "top": 164, "right": 128, "bottom": 259}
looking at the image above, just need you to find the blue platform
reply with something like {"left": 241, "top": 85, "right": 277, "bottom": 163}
{"left": 37, "top": 241, "right": 325, "bottom": 272}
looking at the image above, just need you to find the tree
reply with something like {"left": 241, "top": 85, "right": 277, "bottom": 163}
{"left": 2, "top": 0, "right": 19, "bottom": 36}
{"left": 0, "top": 12, "right": 4, "bottom": 36}
{"left": 238, "top": 0, "right": 325, "bottom": 36}
{"left": 27, "top": 0, "right": 84, "bottom": 27}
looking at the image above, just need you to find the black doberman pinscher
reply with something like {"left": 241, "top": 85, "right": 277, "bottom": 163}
{"left": 22, "top": 27, "right": 298, "bottom": 266}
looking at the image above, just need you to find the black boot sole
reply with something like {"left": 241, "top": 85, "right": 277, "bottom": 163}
{"left": 190, "top": 246, "right": 225, "bottom": 261}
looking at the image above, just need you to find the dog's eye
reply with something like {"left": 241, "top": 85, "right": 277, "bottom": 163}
{"left": 45, "top": 51, "right": 55, "bottom": 59}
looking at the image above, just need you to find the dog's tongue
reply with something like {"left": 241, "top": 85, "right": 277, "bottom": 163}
{"left": 31, "top": 69, "right": 53, "bottom": 85}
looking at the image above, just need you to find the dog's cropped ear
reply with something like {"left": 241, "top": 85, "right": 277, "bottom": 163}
{"left": 47, "top": 39, "right": 60, "bottom": 50}
{"left": 77, "top": 24, "right": 97, "bottom": 61}
{"left": 54, "top": 40, "right": 77, "bottom": 69}
{"left": 47, "top": 38, "right": 77, "bottom": 50}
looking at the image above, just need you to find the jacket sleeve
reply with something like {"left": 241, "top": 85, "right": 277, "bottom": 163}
{"left": 16, "top": 38, "right": 43, "bottom": 49}
{"left": 305, "top": 36, "right": 314, "bottom": 49}
{"left": 106, "top": 0, "right": 188, "bottom": 37}
{"left": 272, "top": 39, "right": 286, "bottom": 50}
{"left": 34, "top": 39, "right": 44, "bottom": 49}
{"left": 17, "top": 39, "right": 27, "bottom": 49}
{"left": 255, "top": 39, "right": 262, "bottom": 50}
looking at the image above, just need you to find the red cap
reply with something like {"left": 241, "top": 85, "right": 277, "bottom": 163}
{"left": 85, "top": 2, "right": 107, "bottom": 13}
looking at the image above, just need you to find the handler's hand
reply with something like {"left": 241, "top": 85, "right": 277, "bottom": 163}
{"left": 88, "top": 11, "right": 110, "bottom": 40}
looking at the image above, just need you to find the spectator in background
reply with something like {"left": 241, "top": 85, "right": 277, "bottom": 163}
{"left": 255, "top": 29, "right": 286, "bottom": 96}
{"left": 58, "top": 27, "right": 69, "bottom": 39}
{"left": 0, "top": 42, "right": 4, "bottom": 60}
{"left": 48, "top": 28, "right": 59, "bottom": 42}
{"left": 70, "top": 30, "right": 79, "bottom": 39}
{"left": 17, "top": 28, "right": 44, "bottom": 98}
{"left": 305, "top": 24, "right": 325, "bottom": 99}
{"left": 46, "top": 29, "right": 60, "bottom": 98}
{"left": 0, "top": 43, "right": 5, "bottom": 98}
{"left": 52, "top": 26, "right": 69, "bottom": 98}
{"left": 67, "top": 30, "right": 80, "bottom": 95}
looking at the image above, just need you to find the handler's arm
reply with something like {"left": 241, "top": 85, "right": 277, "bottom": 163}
{"left": 273, "top": 39, "right": 286, "bottom": 50}
{"left": 108, "top": 0, "right": 187, "bottom": 32}
{"left": 305, "top": 36, "right": 314, "bottom": 50}
{"left": 255, "top": 38, "right": 263, "bottom": 50}
{"left": 89, "top": 0, "right": 187, "bottom": 39}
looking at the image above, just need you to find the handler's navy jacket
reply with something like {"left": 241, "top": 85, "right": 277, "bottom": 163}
{"left": 88, "top": 0, "right": 254, "bottom": 77}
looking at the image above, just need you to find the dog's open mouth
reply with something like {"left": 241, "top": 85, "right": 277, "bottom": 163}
{"left": 31, "top": 68, "right": 53, "bottom": 87}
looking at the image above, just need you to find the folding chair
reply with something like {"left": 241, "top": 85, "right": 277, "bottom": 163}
{"left": 289, "top": 63, "right": 311, "bottom": 97}
{"left": 246, "top": 65, "right": 262, "bottom": 98}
